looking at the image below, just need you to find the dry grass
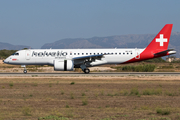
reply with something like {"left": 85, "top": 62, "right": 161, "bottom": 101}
{"left": 0, "top": 77, "right": 180, "bottom": 119}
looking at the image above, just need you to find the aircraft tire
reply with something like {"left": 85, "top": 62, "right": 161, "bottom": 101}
{"left": 84, "top": 69, "right": 90, "bottom": 74}
{"left": 24, "top": 70, "right": 27, "bottom": 74}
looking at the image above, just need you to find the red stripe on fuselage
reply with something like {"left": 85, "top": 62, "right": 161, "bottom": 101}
{"left": 12, "top": 59, "right": 17, "bottom": 61}
{"left": 122, "top": 49, "right": 153, "bottom": 64}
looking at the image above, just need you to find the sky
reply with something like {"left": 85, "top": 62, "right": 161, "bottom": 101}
{"left": 0, "top": 0, "right": 180, "bottom": 48}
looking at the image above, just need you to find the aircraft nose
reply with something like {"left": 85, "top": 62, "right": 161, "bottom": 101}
{"left": 3, "top": 58, "right": 9, "bottom": 63}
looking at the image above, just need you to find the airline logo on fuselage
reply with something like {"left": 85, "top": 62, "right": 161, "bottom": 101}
{"left": 32, "top": 51, "right": 67, "bottom": 57}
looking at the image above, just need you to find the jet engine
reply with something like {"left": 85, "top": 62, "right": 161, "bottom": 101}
{"left": 54, "top": 60, "right": 74, "bottom": 71}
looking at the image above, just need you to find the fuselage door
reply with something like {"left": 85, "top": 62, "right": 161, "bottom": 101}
{"left": 25, "top": 50, "right": 31, "bottom": 60}
{"left": 135, "top": 48, "right": 140, "bottom": 59}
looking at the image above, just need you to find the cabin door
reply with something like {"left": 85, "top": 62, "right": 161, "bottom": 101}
{"left": 25, "top": 50, "right": 31, "bottom": 60}
{"left": 135, "top": 49, "right": 140, "bottom": 59}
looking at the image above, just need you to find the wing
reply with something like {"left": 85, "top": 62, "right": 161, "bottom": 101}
{"left": 73, "top": 54, "right": 105, "bottom": 61}
{"left": 72, "top": 54, "right": 109, "bottom": 68}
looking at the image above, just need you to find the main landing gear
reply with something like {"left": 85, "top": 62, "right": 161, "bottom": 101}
{"left": 83, "top": 68, "right": 90, "bottom": 74}
{"left": 80, "top": 64, "right": 90, "bottom": 74}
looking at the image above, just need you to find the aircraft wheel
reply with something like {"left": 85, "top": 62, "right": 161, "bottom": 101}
{"left": 84, "top": 69, "right": 90, "bottom": 74}
{"left": 24, "top": 70, "right": 27, "bottom": 74}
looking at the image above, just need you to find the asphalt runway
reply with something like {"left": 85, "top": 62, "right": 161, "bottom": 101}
{"left": 0, "top": 72, "right": 179, "bottom": 77}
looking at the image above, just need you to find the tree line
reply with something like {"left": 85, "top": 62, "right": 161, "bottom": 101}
{"left": 0, "top": 49, "right": 17, "bottom": 59}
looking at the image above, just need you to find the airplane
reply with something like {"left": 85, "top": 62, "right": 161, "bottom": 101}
{"left": 3, "top": 24, "right": 176, "bottom": 74}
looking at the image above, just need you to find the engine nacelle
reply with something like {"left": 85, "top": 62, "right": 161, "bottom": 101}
{"left": 54, "top": 60, "right": 74, "bottom": 71}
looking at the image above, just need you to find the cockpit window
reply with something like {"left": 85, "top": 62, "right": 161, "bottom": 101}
{"left": 12, "top": 53, "right": 19, "bottom": 56}
{"left": 15, "top": 53, "right": 19, "bottom": 55}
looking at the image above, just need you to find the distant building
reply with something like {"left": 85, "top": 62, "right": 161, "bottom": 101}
{"left": 166, "top": 57, "right": 180, "bottom": 62}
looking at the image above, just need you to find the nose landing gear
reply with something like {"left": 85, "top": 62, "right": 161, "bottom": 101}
{"left": 21, "top": 65, "right": 27, "bottom": 74}
{"left": 23, "top": 69, "right": 27, "bottom": 74}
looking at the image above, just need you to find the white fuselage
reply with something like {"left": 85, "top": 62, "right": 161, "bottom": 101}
{"left": 4, "top": 48, "right": 144, "bottom": 66}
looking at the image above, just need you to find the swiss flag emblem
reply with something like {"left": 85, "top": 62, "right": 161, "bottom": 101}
{"left": 155, "top": 34, "right": 167, "bottom": 46}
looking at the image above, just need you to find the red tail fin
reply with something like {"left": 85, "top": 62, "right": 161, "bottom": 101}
{"left": 123, "top": 24, "right": 174, "bottom": 64}
{"left": 146, "top": 24, "right": 173, "bottom": 51}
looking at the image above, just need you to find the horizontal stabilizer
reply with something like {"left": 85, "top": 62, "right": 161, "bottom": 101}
{"left": 168, "top": 51, "right": 176, "bottom": 55}
{"left": 154, "top": 49, "right": 174, "bottom": 56}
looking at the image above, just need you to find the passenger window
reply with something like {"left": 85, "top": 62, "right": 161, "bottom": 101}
{"left": 78, "top": 53, "right": 80, "bottom": 55}
{"left": 70, "top": 53, "right": 72, "bottom": 55}
{"left": 82, "top": 53, "right": 84, "bottom": 55}
{"left": 127, "top": 53, "right": 129, "bottom": 55}
{"left": 119, "top": 53, "right": 121, "bottom": 55}
{"left": 131, "top": 53, "right": 133, "bottom": 54}
{"left": 86, "top": 53, "right": 88, "bottom": 55}
{"left": 123, "top": 53, "right": 125, "bottom": 55}
{"left": 74, "top": 53, "right": 76, "bottom": 55}
{"left": 90, "top": 53, "right": 92, "bottom": 55}
{"left": 115, "top": 53, "right": 117, "bottom": 55}
{"left": 94, "top": 53, "right": 96, "bottom": 55}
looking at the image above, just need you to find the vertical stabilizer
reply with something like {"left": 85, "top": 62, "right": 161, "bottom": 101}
{"left": 145, "top": 24, "right": 173, "bottom": 51}
{"left": 123, "top": 24, "right": 174, "bottom": 63}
